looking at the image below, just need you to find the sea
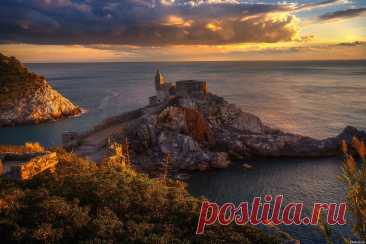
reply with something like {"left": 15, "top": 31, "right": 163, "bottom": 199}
{"left": 1, "top": 60, "right": 365, "bottom": 243}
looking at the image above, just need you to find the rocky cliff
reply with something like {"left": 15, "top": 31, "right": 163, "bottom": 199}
{"left": 65, "top": 92, "right": 366, "bottom": 174}
{"left": 0, "top": 53, "right": 81, "bottom": 126}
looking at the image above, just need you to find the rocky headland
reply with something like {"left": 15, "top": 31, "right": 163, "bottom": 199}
{"left": 0, "top": 53, "right": 81, "bottom": 127}
{"left": 63, "top": 71, "right": 366, "bottom": 175}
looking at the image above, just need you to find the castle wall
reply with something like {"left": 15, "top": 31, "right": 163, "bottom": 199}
{"left": 151, "top": 71, "right": 208, "bottom": 105}
{"left": 176, "top": 80, "right": 207, "bottom": 98}
{"left": 157, "top": 88, "right": 170, "bottom": 102}
{"left": 3, "top": 152, "right": 58, "bottom": 180}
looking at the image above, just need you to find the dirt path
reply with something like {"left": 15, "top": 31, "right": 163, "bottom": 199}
{"left": 73, "top": 123, "right": 126, "bottom": 162}
{"left": 72, "top": 105, "right": 163, "bottom": 162}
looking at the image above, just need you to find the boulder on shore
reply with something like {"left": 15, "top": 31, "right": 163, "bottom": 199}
{"left": 0, "top": 53, "right": 81, "bottom": 127}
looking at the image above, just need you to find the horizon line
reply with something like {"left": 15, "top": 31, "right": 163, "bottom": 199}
{"left": 25, "top": 59, "right": 366, "bottom": 64}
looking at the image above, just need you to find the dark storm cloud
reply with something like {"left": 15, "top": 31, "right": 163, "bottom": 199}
{"left": 319, "top": 7, "right": 366, "bottom": 20}
{"left": 0, "top": 0, "right": 302, "bottom": 45}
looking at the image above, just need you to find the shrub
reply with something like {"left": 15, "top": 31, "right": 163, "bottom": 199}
{"left": 319, "top": 138, "right": 366, "bottom": 243}
{"left": 24, "top": 142, "right": 45, "bottom": 153}
{"left": 340, "top": 138, "right": 366, "bottom": 240}
{"left": 0, "top": 149, "right": 285, "bottom": 243}
{"left": 0, "top": 142, "right": 45, "bottom": 154}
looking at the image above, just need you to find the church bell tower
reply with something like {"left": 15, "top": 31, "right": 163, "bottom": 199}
{"left": 155, "top": 69, "right": 165, "bottom": 90}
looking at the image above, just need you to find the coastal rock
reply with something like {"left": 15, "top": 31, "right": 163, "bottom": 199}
{"left": 158, "top": 106, "right": 187, "bottom": 132}
{"left": 67, "top": 79, "right": 366, "bottom": 174}
{"left": 0, "top": 53, "right": 81, "bottom": 127}
{"left": 130, "top": 94, "right": 365, "bottom": 171}
{"left": 157, "top": 131, "right": 214, "bottom": 170}
{"left": 216, "top": 103, "right": 266, "bottom": 133}
{"left": 210, "top": 152, "right": 230, "bottom": 169}
{"left": 242, "top": 163, "right": 253, "bottom": 169}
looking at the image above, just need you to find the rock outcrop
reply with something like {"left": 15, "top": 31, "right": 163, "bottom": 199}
{"left": 0, "top": 53, "right": 81, "bottom": 126}
{"left": 66, "top": 92, "right": 366, "bottom": 174}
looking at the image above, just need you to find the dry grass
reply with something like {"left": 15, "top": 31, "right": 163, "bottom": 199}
{"left": 0, "top": 142, "right": 45, "bottom": 154}
{"left": 340, "top": 137, "right": 366, "bottom": 240}
{"left": 0, "top": 160, "right": 3, "bottom": 175}
{"left": 24, "top": 142, "right": 45, "bottom": 152}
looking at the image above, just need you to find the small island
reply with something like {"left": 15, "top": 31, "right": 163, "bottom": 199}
{"left": 0, "top": 53, "right": 81, "bottom": 127}
{"left": 63, "top": 70, "right": 366, "bottom": 176}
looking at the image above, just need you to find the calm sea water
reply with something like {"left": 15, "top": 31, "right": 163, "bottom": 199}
{"left": 1, "top": 61, "right": 365, "bottom": 243}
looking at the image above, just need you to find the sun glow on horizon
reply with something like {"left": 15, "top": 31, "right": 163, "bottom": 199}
{"left": 1, "top": 39, "right": 365, "bottom": 63}
{"left": 0, "top": 0, "right": 365, "bottom": 62}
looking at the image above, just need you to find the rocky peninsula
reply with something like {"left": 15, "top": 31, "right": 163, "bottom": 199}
{"left": 0, "top": 53, "right": 81, "bottom": 127}
{"left": 63, "top": 70, "right": 366, "bottom": 175}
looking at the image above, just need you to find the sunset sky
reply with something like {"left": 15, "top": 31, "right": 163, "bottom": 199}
{"left": 0, "top": 0, "right": 365, "bottom": 62}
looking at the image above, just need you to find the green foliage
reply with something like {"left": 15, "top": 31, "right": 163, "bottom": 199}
{"left": 0, "top": 149, "right": 284, "bottom": 243}
{"left": 0, "top": 53, "right": 45, "bottom": 103}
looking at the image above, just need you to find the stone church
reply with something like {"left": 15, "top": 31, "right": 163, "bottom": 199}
{"left": 149, "top": 70, "right": 208, "bottom": 105}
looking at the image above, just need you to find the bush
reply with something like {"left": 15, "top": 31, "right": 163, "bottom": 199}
{"left": 24, "top": 142, "right": 45, "bottom": 153}
{"left": 0, "top": 53, "right": 46, "bottom": 104}
{"left": 341, "top": 138, "right": 366, "bottom": 240}
{"left": 0, "top": 142, "right": 45, "bottom": 154}
{"left": 0, "top": 149, "right": 284, "bottom": 243}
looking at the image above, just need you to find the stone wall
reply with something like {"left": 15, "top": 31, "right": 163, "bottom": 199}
{"left": 157, "top": 88, "right": 170, "bottom": 103}
{"left": 5, "top": 152, "right": 58, "bottom": 180}
{"left": 176, "top": 80, "right": 207, "bottom": 98}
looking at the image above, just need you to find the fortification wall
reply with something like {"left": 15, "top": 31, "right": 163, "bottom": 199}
{"left": 176, "top": 80, "right": 207, "bottom": 98}
{"left": 4, "top": 152, "right": 58, "bottom": 180}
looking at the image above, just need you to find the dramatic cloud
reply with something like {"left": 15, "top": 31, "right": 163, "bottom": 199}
{"left": 336, "top": 41, "right": 366, "bottom": 46}
{"left": 319, "top": 7, "right": 366, "bottom": 20}
{"left": 2, "top": 40, "right": 365, "bottom": 62}
{"left": 292, "top": 0, "right": 347, "bottom": 11}
{"left": 0, "top": 0, "right": 304, "bottom": 46}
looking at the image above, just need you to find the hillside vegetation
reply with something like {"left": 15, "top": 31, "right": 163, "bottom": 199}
{"left": 0, "top": 53, "right": 45, "bottom": 104}
{"left": 0, "top": 149, "right": 285, "bottom": 243}
{"left": 0, "top": 142, "right": 45, "bottom": 154}
{"left": 0, "top": 53, "right": 81, "bottom": 126}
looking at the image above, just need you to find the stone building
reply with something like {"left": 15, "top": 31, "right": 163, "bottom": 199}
{"left": 176, "top": 80, "right": 208, "bottom": 98}
{"left": 149, "top": 70, "right": 208, "bottom": 105}
{"left": 154, "top": 69, "right": 175, "bottom": 104}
